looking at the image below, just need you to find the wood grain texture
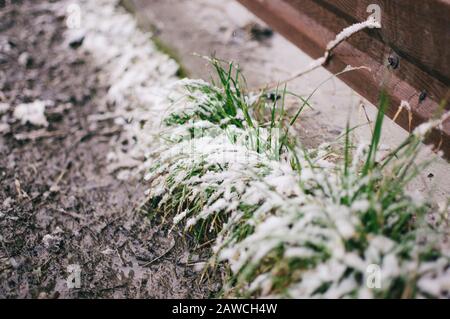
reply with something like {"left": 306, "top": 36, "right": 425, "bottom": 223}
{"left": 238, "top": 0, "right": 450, "bottom": 159}
{"left": 319, "top": 0, "right": 450, "bottom": 83}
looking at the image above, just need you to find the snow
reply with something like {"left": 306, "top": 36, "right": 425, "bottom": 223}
{"left": 287, "top": 17, "right": 380, "bottom": 81}
{"left": 13, "top": 100, "right": 52, "bottom": 127}
{"left": 0, "top": 102, "right": 10, "bottom": 114}
{"left": 66, "top": 0, "right": 450, "bottom": 299}
{"left": 326, "top": 17, "right": 381, "bottom": 52}
{"left": 66, "top": 0, "right": 180, "bottom": 179}
{"left": 413, "top": 112, "right": 450, "bottom": 137}
{"left": 0, "top": 123, "right": 10, "bottom": 134}
{"left": 351, "top": 200, "right": 370, "bottom": 212}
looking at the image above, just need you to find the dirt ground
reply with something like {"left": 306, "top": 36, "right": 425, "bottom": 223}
{"left": 0, "top": 1, "right": 212, "bottom": 298}
{"left": 1, "top": 0, "right": 448, "bottom": 300}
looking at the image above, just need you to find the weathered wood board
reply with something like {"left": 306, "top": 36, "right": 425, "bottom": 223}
{"left": 238, "top": 0, "right": 450, "bottom": 159}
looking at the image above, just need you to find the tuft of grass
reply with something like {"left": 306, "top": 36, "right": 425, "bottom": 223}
{"left": 144, "top": 58, "right": 450, "bottom": 299}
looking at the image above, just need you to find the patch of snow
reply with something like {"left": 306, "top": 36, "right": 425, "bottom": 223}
{"left": 413, "top": 112, "right": 449, "bottom": 137}
{"left": 0, "top": 123, "right": 10, "bottom": 134}
{"left": 2, "top": 197, "right": 13, "bottom": 209}
{"left": 66, "top": 0, "right": 179, "bottom": 177}
{"left": 13, "top": 100, "right": 52, "bottom": 127}
{"left": 286, "top": 17, "right": 380, "bottom": 82}
{"left": 61, "top": 0, "right": 449, "bottom": 299}
{"left": 42, "top": 226, "right": 64, "bottom": 249}
{"left": 0, "top": 102, "right": 10, "bottom": 114}
{"left": 326, "top": 17, "right": 381, "bottom": 52}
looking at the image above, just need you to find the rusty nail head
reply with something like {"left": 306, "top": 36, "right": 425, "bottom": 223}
{"left": 388, "top": 55, "right": 399, "bottom": 69}
{"left": 419, "top": 91, "right": 427, "bottom": 103}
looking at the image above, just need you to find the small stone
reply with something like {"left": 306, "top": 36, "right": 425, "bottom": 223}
{"left": 245, "top": 22, "right": 273, "bottom": 42}
{"left": 69, "top": 35, "right": 85, "bottom": 49}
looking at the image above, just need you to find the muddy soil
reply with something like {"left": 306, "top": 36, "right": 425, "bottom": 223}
{"left": 0, "top": 1, "right": 211, "bottom": 298}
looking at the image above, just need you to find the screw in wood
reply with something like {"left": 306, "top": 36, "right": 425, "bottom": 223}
{"left": 419, "top": 91, "right": 427, "bottom": 103}
{"left": 387, "top": 55, "right": 399, "bottom": 69}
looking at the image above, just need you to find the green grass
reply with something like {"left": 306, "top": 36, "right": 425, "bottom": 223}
{"left": 144, "top": 57, "right": 450, "bottom": 298}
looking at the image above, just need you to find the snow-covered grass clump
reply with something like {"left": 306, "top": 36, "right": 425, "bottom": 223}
{"left": 144, "top": 60, "right": 450, "bottom": 298}
{"left": 66, "top": 0, "right": 449, "bottom": 299}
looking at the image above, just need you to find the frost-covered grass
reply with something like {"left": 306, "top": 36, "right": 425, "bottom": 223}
{"left": 144, "top": 59, "right": 450, "bottom": 299}
{"left": 68, "top": 0, "right": 449, "bottom": 299}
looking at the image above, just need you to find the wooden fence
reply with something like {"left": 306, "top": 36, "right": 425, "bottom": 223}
{"left": 238, "top": 0, "right": 450, "bottom": 159}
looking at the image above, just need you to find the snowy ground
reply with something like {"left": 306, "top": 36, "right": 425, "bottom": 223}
{"left": 0, "top": 0, "right": 214, "bottom": 298}
{"left": 0, "top": 0, "right": 448, "bottom": 299}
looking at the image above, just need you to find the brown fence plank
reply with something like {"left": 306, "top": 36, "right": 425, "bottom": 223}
{"left": 238, "top": 0, "right": 450, "bottom": 159}
{"left": 319, "top": 0, "right": 450, "bottom": 82}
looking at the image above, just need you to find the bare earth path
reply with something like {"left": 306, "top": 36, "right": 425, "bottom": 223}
{"left": 0, "top": 1, "right": 208, "bottom": 298}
